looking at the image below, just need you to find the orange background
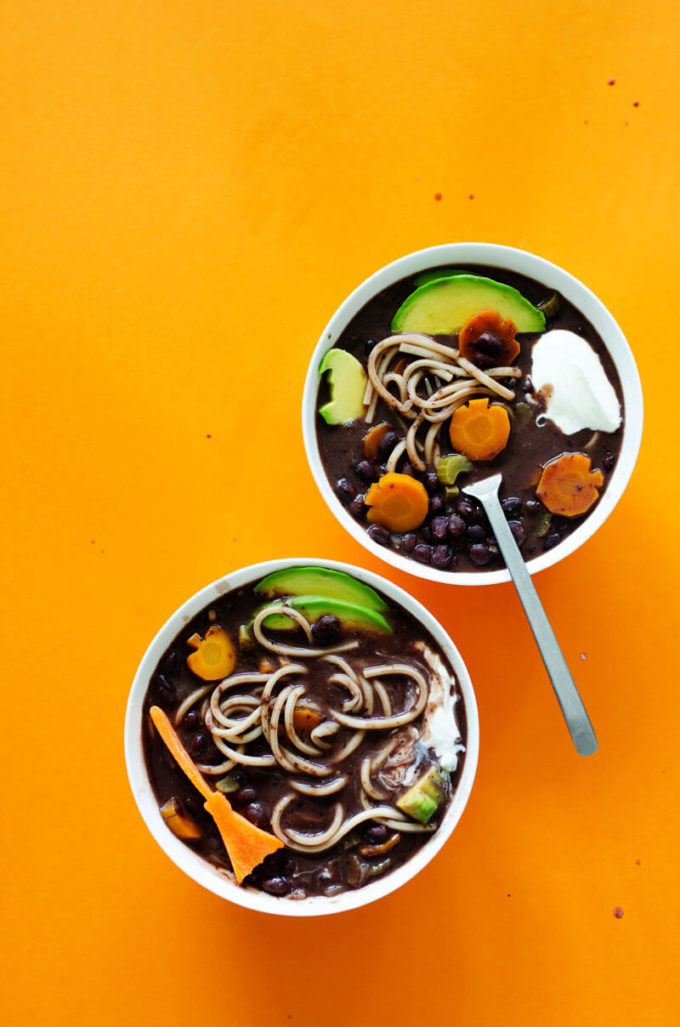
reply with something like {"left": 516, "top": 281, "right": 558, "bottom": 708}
{"left": 2, "top": 1, "right": 678, "bottom": 1024}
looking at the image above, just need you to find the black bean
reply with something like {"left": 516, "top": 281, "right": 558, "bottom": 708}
{"left": 183, "top": 710, "right": 199, "bottom": 730}
{"left": 162, "top": 650, "right": 178, "bottom": 674}
{"left": 523, "top": 376, "right": 534, "bottom": 393}
{"left": 603, "top": 453, "right": 615, "bottom": 471}
{"left": 468, "top": 544, "right": 491, "bottom": 566}
{"left": 350, "top": 494, "right": 366, "bottom": 516}
{"left": 311, "top": 615, "right": 343, "bottom": 644}
{"left": 525, "top": 499, "right": 542, "bottom": 514}
{"left": 447, "top": 513, "right": 466, "bottom": 538}
{"left": 508, "top": 520, "right": 526, "bottom": 546}
{"left": 402, "top": 533, "right": 417, "bottom": 552}
{"left": 364, "top": 338, "right": 378, "bottom": 356}
{"left": 544, "top": 532, "right": 562, "bottom": 551}
{"left": 234, "top": 787, "right": 257, "bottom": 804}
{"left": 356, "top": 460, "right": 378, "bottom": 482}
{"left": 431, "top": 516, "right": 449, "bottom": 540}
{"left": 420, "top": 525, "right": 432, "bottom": 542}
{"left": 378, "top": 432, "right": 399, "bottom": 460}
{"left": 466, "top": 524, "right": 486, "bottom": 543}
{"left": 245, "top": 802, "right": 267, "bottom": 827}
{"left": 456, "top": 498, "right": 475, "bottom": 521}
{"left": 154, "top": 673, "right": 176, "bottom": 704}
{"left": 425, "top": 472, "right": 440, "bottom": 493}
{"left": 365, "top": 824, "right": 389, "bottom": 844}
{"left": 429, "top": 495, "right": 444, "bottom": 515}
{"left": 190, "top": 732, "right": 207, "bottom": 756}
{"left": 401, "top": 462, "right": 417, "bottom": 477}
{"left": 335, "top": 477, "right": 355, "bottom": 503}
{"left": 262, "top": 876, "right": 290, "bottom": 896}
{"left": 501, "top": 496, "right": 522, "bottom": 518}
{"left": 413, "top": 544, "right": 432, "bottom": 564}
{"left": 367, "top": 523, "right": 390, "bottom": 546}
{"left": 432, "top": 544, "right": 454, "bottom": 568}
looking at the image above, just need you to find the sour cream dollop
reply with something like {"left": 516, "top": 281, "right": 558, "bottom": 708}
{"left": 531, "top": 329, "right": 621, "bottom": 435}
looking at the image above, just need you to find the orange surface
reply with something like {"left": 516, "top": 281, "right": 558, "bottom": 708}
{"left": 1, "top": 1, "right": 678, "bottom": 1024}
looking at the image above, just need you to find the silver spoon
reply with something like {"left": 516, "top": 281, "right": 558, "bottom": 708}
{"left": 462, "top": 474, "right": 598, "bottom": 756}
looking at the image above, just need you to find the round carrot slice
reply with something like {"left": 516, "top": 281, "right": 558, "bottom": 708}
{"left": 449, "top": 398, "right": 510, "bottom": 461}
{"left": 536, "top": 453, "right": 604, "bottom": 517}
{"left": 365, "top": 472, "right": 429, "bottom": 533}
{"left": 458, "top": 310, "right": 520, "bottom": 368}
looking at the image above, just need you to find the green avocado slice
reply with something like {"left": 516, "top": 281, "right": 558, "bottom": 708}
{"left": 391, "top": 274, "right": 545, "bottom": 335}
{"left": 257, "top": 595, "right": 393, "bottom": 634}
{"left": 254, "top": 567, "right": 388, "bottom": 612}
{"left": 318, "top": 348, "right": 367, "bottom": 425}
{"left": 396, "top": 766, "right": 448, "bottom": 824}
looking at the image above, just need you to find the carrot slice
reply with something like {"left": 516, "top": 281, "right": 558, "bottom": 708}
{"left": 449, "top": 398, "right": 510, "bottom": 461}
{"left": 365, "top": 472, "right": 429, "bottom": 532}
{"left": 536, "top": 453, "right": 604, "bottom": 517}
{"left": 363, "top": 423, "right": 391, "bottom": 460}
{"left": 149, "top": 706, "right": 283, "bottom": 883}
{"left": 458, "top": 310, "right": 520, "bottom": 367}
{"left": 186, "top": 625, "right": 236, "bottom": 681}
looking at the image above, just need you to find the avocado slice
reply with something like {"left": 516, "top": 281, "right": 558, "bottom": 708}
{"left": 396, "top": 766, "right": 448, "bottom": 824}
{"left": 254, "top": 566, "right": 388, "bottom": 612}
{"left": 413, "top": 267, "right": 462, "bottom": 288}
{"left": 258, "top": 595, "right": 393, "bottom": 634}
{"left": 318, "top": 348, "right": 367, "bottom": 425}
{"left": 391, "top": 274, "right": 545, "bottom": 335}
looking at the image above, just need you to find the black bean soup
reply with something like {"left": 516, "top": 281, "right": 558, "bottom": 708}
{"left": 143, "top": 567, "right": 467, "bottom": 900}
{"left": 317, "top": 265, "right": 624, "bottom": 572}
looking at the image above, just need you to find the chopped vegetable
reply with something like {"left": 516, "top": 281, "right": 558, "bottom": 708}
{"left": 160, "top": 798, "right": 201, "bottom": 840}
{"left": 149, "top": 706, "right": 283, "bottom": 883}
{"left": 364, "top": 472, "right": 429, "bottom": 533}
{"left": 436, "top": 453, "right": 473, "bottom": 486}
{"left": 537, "top": 291, "right": 561, "bottom": 319}
{"left": 397, "top": 766, "right": 447, "bottom": 824}
{"left": 359, "top": 831, "right": 401, "bottom": 858}
{"left": 449, "top": 398, "right": 511, "bottom": 461}
{"left": 362, "top": 423, "right": 391, "bottom": 460}
{"left": 536, "top": 453, "right": 604, "bottom": 517}
{"left": 458, "top": 310, "right": 520, "bottom": 367}
{"left": 238, "top": 624, "right": 255, "bottom": 651}
{"left": 186, "top": 626, "right": 236, "bottom": 681}
{"left": 293, "top": 706, "right": 323, "bottom": 731}
{"left": 215, "top": 773, "right": 241, "bottom": 794}
{"left": 514, "top": 401, "right": 533, "bottom": 427}
{"left": 535, "top": 510, "right": 552, "bottom": 538}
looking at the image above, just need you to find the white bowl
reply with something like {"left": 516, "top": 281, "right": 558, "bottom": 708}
{"left": 302, "top": 243, "right": 644, "bottom": 585}
{"left": 124, "top": 557, "right": 479, "bottom": 917}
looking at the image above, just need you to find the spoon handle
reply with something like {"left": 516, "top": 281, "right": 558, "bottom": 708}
{"left": 475, "top": 485, "right": 598, "bottom": 756}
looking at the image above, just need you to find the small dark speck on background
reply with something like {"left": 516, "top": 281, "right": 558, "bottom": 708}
{"left": 434, "top": 192, "right": 442, "bottom": 201}
{"left": 580, "top": 652, "right": 587, "bottom": 660}
{"left": 506, "top": 893, "right": 512, "bottom": 898}
{"left": 636, "top": 859, "right": 641, "bottom": 865}
{"left": 613, "top": 907, "right": 624, "bottom": 919}
{"left": 633, "top": 100, "right": 640, "bottom": 107}
{"left": 206, "top": 434, "right": 212, "bottom": 439}
{"left": 468, "top": 194, "right": 475, "bottom": 200}
{"left": 608, "top": 78, "right": 616, "bottom": 85}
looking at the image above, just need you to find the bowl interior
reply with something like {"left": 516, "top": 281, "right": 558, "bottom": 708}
{"left": 125, "top": 557, "right": 479, "bottom": 916}
{"left": 302, "top": 242, "right": 643, "bottom": 586}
